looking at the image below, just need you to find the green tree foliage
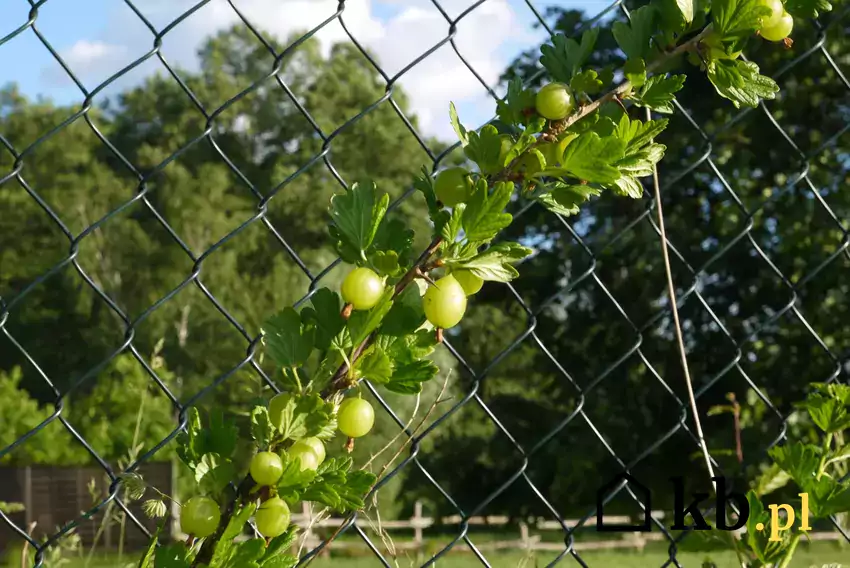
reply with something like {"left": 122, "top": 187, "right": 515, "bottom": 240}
{"left": 0, "top": 354, "right": 175, "bottom": 465}
{"left": 0, "top": 26, "right": 439, "bottom": 451}
{"left": 0, "top": 366, "right": 78, "bottom": 465}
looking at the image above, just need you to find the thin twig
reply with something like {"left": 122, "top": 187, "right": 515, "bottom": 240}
{"left": 646, "top": 109, "right": 747, "bottom": 566}
{"left": 646, "top": 107, "right": 715, "bottom": 482}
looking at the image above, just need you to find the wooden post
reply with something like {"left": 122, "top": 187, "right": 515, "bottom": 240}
{"left": 170, "top": 460, "right": 180, "bottom": 540}
{"left": 23, "top": 466, "right": 32, "bottom": 530}
{"left": 413, "top": 501, "right": 423, "bottom": 551}
{"left": 302, "top": 502, "right": 313, "bottom": 551}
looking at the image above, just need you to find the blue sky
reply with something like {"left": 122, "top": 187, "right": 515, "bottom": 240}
{"left": 1, "top": 0, "right": 615, "bottom": 140}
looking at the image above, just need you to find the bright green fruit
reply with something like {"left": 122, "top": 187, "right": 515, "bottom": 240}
{"left": 337, "top": 398, "right": 375, "bottom": 438}
{"left": 759, "top": 0, "right": 785, "bottom": 28}
{"left": 423, "top": 274, "right": 467, "bottom": 329}
{"left": 452, "top": 269, "right": 483, "bottom": 296}
{"left": 250, "top": 451, "right": 284, "bottom": 486}
{"left": 761, "top": 11, "right": 793, "bottom": 41}
{"left": 535, "top": 82, "right": 575, "bottom": 120}
{"left": 250, "top": 452, "right": 283, "bottom": 486}
{"left": 341, "top": 267, "right": 385, "bottom": 310}
{"left": 255, "top": 497, "right": 290, "bottom": 538}
{"left": 180, "top": 496, "right": 220, "bottom": 538}
{"left": 294, "top": 437, "right": 326, "bottom": 465}
{"left": 434, "top": 167, "right": 473, "bottom": 207}
{"left": 287, "top": 443, "right": 319, "bottom": 471}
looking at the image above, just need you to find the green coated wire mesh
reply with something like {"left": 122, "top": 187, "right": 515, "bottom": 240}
{"left": 1, "top": 0, "right": 849, "bottom": 566}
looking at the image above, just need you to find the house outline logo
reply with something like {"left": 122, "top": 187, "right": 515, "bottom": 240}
{"left": 595, "top": 472, "right": 652, "bottom": 532}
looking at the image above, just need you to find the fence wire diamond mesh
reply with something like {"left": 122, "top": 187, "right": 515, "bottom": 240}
{"left": 1, "top": 0, "right": 849, "bottom": 566}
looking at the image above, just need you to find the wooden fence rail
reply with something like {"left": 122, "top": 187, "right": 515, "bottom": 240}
{"left": 175, "top": 501, "right": 848, "bottom": 555}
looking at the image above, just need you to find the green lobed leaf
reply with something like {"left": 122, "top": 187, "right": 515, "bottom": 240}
{"left": 536, "top": 183, "right": 602, "bottom": 217}
{"left": 615, "top": 143, "right": 666, "bottom": 178}
{"left": 176, "top": 407, "right": 204, "bottom": 471}
{"left": 225, "top": 539, "right": 266, "bottom": 568}
{"left": 623, "top": 58, "right": 647, "bottom": 88}
{"left": 800, "top": 474, "right": 850, "bottom": 517}
{"left": 370, "top": 251, "right": 401, "bottom": 277}
{"left": 379, "top": 285, "right": 426, "bottom": 337}
{"left": 195, "top": 453, "right": 236, "bottom": 497}
{"left": 631, "top": 74, "right": 686, "bottom": 113}
{"left": 270, "top": 393, "right": 336, "bottom": 442}
{"left": 207, "top": 409, "right": 239, "bottom": 458}
{"left": 711, "top": 0, "right": 771, "bottom": 41}
{"left": 296, "top": 457, "right": 375, "bottom": 513}
{"left": 461, "top": 180, "right": 513, "bottom": 243}
{"left": 263, "top": 308, "right": 315, "bottom": 368}
{"left": 744, "top": 490, "right": 790, "bottom": 563}
{"left": 277, "top": 451, "right": 319, "bottom": 503}
{"left": 539, "top": 28, "right": 599, "bottom": 82}
{"left": 768, "top": 442, "right": 820, "bottom": 488}
{"left": 371, "top": 217, "right": 414, "bottom": 271}
{"left": 300, "top": 482, "right": 341, "bottom": 509}
{"left": 570, "top": 69, "right": 604, "bottom": 95}
{"left": 354, "top": 346, "right": 394, "bottom": 384}
{"left": 300, "top": 288, "right": 345, "bottom": 352}
{"left": 558, "top": 131, "right": 626, "bottom": 184}
{"left": 611, "top": 176, "right": 645, "bottom": 198}
{"left": 651, "top": 0, "right": 689, "bottom": 36}
{"left": 707, "top": 59, "right": 780, "bottom": 109}
{"left": 503, "top": 127, "right": 541, "bottom": 166}
{"left": 616, "top": 115, "right": 669, "bottom": 154}
{"left": 496, "top": 77, "right": 537, "bottom": 126}
{"left": 805, "top": 395, "right": 850, "bottom": 433}
{"left": 784, "top": 0, "right": 832, "bottom": 18}
{"left": 374, "top": 330, "right": 438, "bottom": 365}
{"left": 612, "top": 6, "right": 656, "bottom": 60}
{"left": 751, "top": 462, "right": 791, "bottom": 497}
{"left": 348, "top": 287, "right": 395, "bottom": 346}
{"left": 251, "top": 406, "right": 274, "bottom": 450}
{"left": 261, "top": 557, "right": 298, "bottom": 568}
{"left": 465, "top": 125, "right": 504, "bottom": 174}
{"left": 336, "top": 470, "right": 378, "bottom": 512}
{"left": 328, "top": 181, "right": 389, "bottom": 261}
{"left": 449, "top": 102, "right": 469, "bottom": 146}
{"left": 385, "top": 360, "right": 439, "bottom": 394}
{"left": 440, "top": 204, "right": 465, "bottom": 243}
{"left": 261, "top": 527, "right": 299, "bottom": 564}
{"left": 450, "top": 242, "right": 533, "bottom": 282}
{"left": 805, "top": 382, "right": 850, "bottom": 405}
{"left": 209, "top": 503, "right": 257, "bottom": 567}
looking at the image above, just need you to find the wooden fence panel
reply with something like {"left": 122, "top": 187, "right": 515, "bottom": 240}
{"left": 0, "top": 462, "right": 173, "bottom": 552}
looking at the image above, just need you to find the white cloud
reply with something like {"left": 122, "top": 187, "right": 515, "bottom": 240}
{"left": 48, "top": 0, "right": 536, "bottom": 139}
{"left": 42, "top": 40, "right": 128, "bottom": 87}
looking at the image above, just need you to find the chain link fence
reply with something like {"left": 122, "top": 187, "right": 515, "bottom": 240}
{"left": 1, "top": 0, "right": 849, "bottom": 566}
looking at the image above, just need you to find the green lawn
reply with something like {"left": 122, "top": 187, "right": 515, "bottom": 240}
{"left": 16, "top": 541, "right": 843, "bottom": 567}
{"left": 305, "top": 542, "right": 846, "bottom": 567}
